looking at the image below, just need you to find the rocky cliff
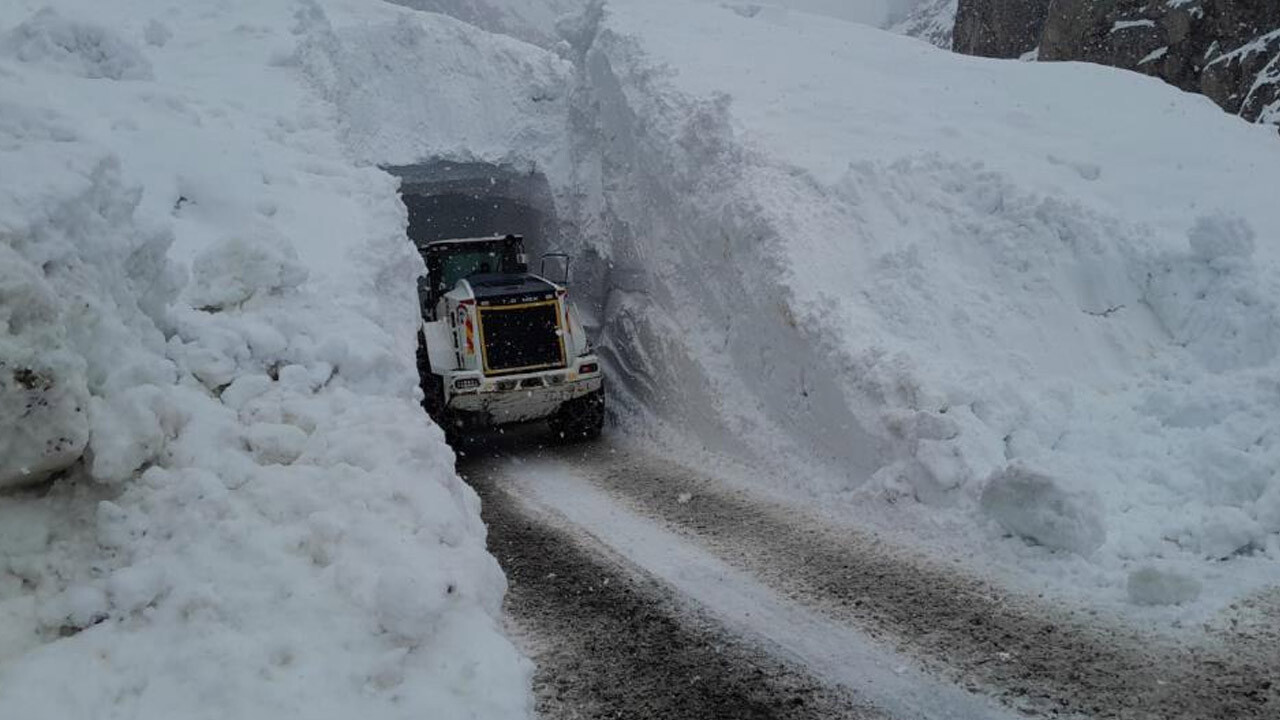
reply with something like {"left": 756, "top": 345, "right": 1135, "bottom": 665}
{"left": 951, "top": 0, "right": 1280, "bottom": 128}
{"left": 892, "top": 0, "right": 959, "bottom": 50}
{"left": 953, "top": 0, "right": 1050, "bottom": 58}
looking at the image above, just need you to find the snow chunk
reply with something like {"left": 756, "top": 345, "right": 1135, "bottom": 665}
{"left": 86, "top": 384, "right": 166, "bottom": 483}
{"left": 1126, "top": 566, "right": 1202, "bottom": 606}
{"left": 106, "top": 562, "right": 167, "bottom": 614}
{"left": 0, "top": 244, "right": 90, "bottom": 489}
{"left": 0, "top": 8, "right": 153, "bottom": 81}
{"left": 244, "top": 422, "right": 308, "bottom": 465}
{"left": 1192, "top": 506, "right": 1265, "bottom": 559}
{"left": 980, "top": 464, "right": 1106, "bottom": 555}
{"left": 1188, "top": 212, "right": 1255, "bottom": 261}
{"left": 186, "top": 232, "right": 308, "bottom": 310}
{"left": 220, "top": 373, "right": 273, "bottom": 410}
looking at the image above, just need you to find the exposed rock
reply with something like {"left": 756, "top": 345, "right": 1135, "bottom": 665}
{"left": 1202, "top": 27, "right": 1280, "bottom": 124}
{"left": 893, "top": 0, "right": 959, "bottom": 50}
{"left": 954, "top": 0, "right": 1051, "bottom": 58}
{"left": 953, "top": 0, "right": 1280, "bottom": 128}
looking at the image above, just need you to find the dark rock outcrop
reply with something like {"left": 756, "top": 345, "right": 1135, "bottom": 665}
{"left": 952, "top": 0, "right": 1280, "bottom": 128}
{"left": 953, "top": 0, "right": 1052, "bottom": 58}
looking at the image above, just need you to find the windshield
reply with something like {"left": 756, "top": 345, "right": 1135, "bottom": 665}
{"left": 437, "top": 250, "right": 502, "bottom": 291}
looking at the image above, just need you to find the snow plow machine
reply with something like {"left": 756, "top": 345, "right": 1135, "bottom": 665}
{"left": 415, "top": 234, "right": 604, "bottom": 443}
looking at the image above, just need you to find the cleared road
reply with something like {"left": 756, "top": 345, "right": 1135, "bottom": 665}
{"left": 459, "top": 431, "right": 1278, "bottom": 720}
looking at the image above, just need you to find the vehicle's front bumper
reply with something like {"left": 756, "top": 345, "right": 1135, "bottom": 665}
{"left": 446, "top": 367, "right": 602, "bottom": 425}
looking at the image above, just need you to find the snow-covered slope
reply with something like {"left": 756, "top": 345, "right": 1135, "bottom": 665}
{"left": 385, "top": 0, "right": 582, "bottom": 46}
{"left": 0, "top": 1, "right": 533, "bottom": 717}
{"left": 891, "top": 0, "right": 956, "bottom": 48}
{"left": 570, "top": 0, "right": 1280, "bottom": 616}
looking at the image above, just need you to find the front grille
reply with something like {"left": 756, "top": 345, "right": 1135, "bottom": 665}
{"left": 478, "top": 301, "right": 565, "bottom": 374}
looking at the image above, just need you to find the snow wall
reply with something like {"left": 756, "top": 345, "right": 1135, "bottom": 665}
{"left": 348, "top": 0, "right": 1280, "bottom": 611}
{"left": 0, "top": 1, "right": 533, "bottom": 717}
{"left": 563, "top": 0, "right": 1280, "bottom": 611}
{"left": 202, "top": 0, "right": 1280, "bottom": 613}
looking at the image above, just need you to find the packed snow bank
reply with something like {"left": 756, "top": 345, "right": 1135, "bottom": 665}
{"left": 0, "top": 1, "right": 530, "bottom": 717}
{"left": 384, "top": 0, "right": 582, "bottom": 47}
{"left": 296, "top": 0, "right": 571, "bottom": 169}
{"left": 0, "top": 7, "right": 154, "bottom": 80}
{"left": 571, "top": 0, "right": 1280, "bottom": 616}
{"left": 0, "top": 244, "right": 90, "bottom": 488}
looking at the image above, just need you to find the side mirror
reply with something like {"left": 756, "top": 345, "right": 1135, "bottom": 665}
{"left": 540, "top": 252, "right": 572, "bottom": 285}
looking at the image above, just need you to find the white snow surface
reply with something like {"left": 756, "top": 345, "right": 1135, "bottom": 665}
{"left": 0, "top": 0, "right": 534, "bottom": 717}
{"left": 383, "top": 0, "right": 582, "bottom": 46}
{"left": 568, "top": 0, "right": 1280, "bottom": 619}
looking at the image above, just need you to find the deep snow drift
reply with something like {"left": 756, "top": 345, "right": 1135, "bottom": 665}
{"left": 562, "top": 0, "right": 1280, "bottom": 619}
{"left": 0, "top": 1, "right": 534, "bottom": 717}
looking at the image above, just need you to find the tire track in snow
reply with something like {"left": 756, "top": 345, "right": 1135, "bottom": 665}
{"left": 462, "top": 447, "right": 870, "bottom": 720}
{"left": 506, "top": 441, "right": 1278, "bottom": 720}
{"left": 492, "top": 455, "right": 1023, "bottom": 720}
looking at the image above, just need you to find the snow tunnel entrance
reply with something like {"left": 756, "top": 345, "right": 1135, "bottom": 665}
{"left": 384, "top": 160, "right": 559, "bottom": 255}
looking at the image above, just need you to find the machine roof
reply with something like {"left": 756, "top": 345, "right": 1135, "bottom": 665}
{"left": 463, "top": 273, "right": 557, "bottom": 301}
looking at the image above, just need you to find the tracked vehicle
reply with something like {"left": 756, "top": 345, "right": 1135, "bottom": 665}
{"left": 415, "top": 234, "right": 604, "bottom": 441}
